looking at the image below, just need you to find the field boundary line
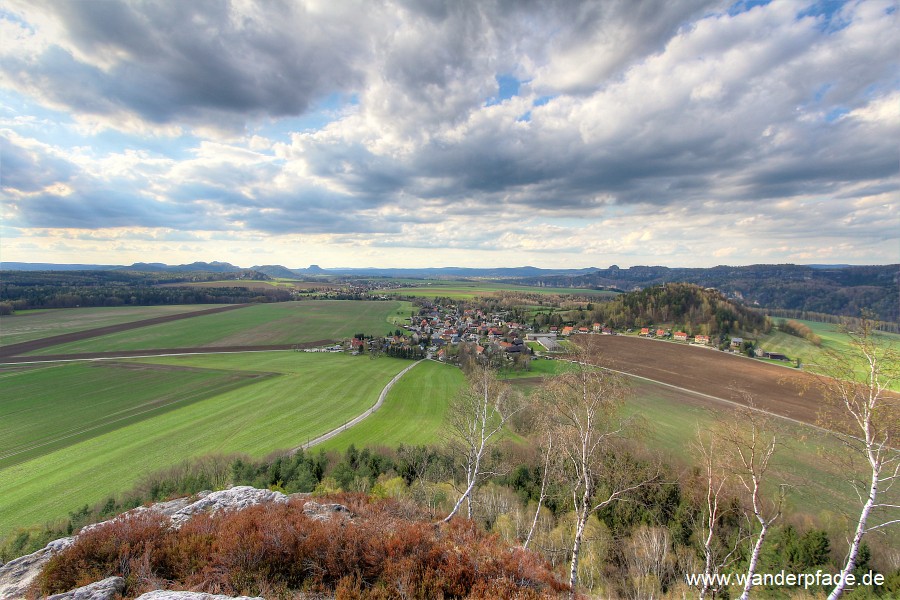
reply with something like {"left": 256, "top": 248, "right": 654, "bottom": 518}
{"left": 294, "top": 359, "right": 425, "bottom": 452}
{"left": 564, "top": 359, "right": 834, "bottom": 435}
{"left": 0, "top": 304, "right": 253, "bottom": 358}
{"left": 0, "top": 349, "right": 299, "bottom": 366}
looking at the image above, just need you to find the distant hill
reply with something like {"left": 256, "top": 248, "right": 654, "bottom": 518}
{"left": 128, "top": 261, "right": 242, "bottom": 273}
{"left": 588, "top": 283, "right": 770, "bottom": 338}
{"left": 0, "top": 262, "right": 122, "bottom": 271}
{"left": 251, "top": 264, "right": 303, "bottom": 279}
{"left": 517, "top": 264, "right": 899, "bottom": 323}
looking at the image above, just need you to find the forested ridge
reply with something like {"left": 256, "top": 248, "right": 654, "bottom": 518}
{"left": 587, "top": 283, "right": 770, "bottom": 336}
{"left": 0, "top": 269, "right": 288, "bottom": 311}
{"left": 518, "top": 264, "right": 899, "bottom": 323}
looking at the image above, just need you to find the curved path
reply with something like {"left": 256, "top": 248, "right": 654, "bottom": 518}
{"left": 292, "top": 359, "right": 424, "bottom": 452}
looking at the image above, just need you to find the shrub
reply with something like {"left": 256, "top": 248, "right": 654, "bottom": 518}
{"left": 36, "top": 494, "right": 567, "bottom": 599}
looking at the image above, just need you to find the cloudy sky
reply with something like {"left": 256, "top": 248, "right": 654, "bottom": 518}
{"left": 1, "top": 0, "right": 898, "bottom": 269}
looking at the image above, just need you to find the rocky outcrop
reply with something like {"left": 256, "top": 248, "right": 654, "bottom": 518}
{"left": 47, "top": 576, "right": 125, "bottom": 600}
{"left": 0, "top": 537, "right": 74, "bottom": 599}
{"left": 0, "top": 486, "right": 292, "bottom": 600}
{"left": 303, "top": 501, "right": 354, "bottom": 522}
{"left": 168, "top": 486, "right": 289, "bottom": 528}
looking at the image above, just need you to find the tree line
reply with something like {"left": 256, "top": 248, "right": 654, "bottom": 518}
{"left": 0, "top": 269, "right": 290, "bottom": 312}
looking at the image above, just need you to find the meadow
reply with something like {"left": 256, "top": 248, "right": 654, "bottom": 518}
{"left": 497, "top": 359, "right": 895, "bottom": 545}
{"left": 0, "top": 361, "right": 267, "bottom": 468}
{"left": 0, "top": 352, "right": 410, "bottom": 537}
{"left": 317, "top": 360, "right": 465, "bottom": 452}
{"left": 0, "top": 305, "right": 226, "bottom": 347}
{"left": 24, "top": 300, "right": 413, "bottom": 355}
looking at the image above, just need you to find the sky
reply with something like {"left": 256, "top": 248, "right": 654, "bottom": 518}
{"left": 1, "top": 0, "right": 898, "bottom": 269}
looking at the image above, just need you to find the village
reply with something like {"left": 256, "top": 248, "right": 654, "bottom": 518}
{"left": 301, "top": 299, "right": 789, "bottom": 368}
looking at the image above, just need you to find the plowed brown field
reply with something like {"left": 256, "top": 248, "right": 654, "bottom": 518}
{"left": 574, "top": 335, "right": 838, "bottom": 427}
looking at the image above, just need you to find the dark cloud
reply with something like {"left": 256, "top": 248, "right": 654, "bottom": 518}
{"left": 1, "top": 0, "right": 897, "bottom": 263}
{"left": 4, "top": 1, "right": 370, "bottom": 129}
{"left": 0, "top": 135, "right": 75, "bottom": 192}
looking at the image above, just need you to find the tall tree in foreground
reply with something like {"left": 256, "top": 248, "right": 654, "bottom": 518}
{"left": 443, "top": 363, "right": 519, "bottom": 522}
{"left": 719, "top": 402, "right": 785, "bottom": 600}
{"left": 691, "top": 426, "right": 744, "bottom": 600}
{"left": 816, "top": 314, "right": 899, "bottom": 599}
{"left": 542, "top": 337, "right": 658, "bottom": 598}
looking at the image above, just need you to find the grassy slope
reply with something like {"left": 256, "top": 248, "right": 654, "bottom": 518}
{"left": 758, "top": 318, "right": 900, "bottom": 386}
{"left": 0, "top": 362, "right": 265, "bottom": 468}
{"left": 317, "top": 360, "right": 465, "bottom": 452}
{"left": 0, "top": 305, "right": 226, "bottom": 347}
{"left": 0, "top": 352, "right": 409, "bottom": 536}
{"left": 27, "top": 300, "right": 412, "bottom": 355}
{"left": 499, "top": 359, "right": 879, "bottom": 528}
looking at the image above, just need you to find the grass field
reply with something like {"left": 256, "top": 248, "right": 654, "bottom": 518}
{"left": 25, "top": 300, "right": 413, "bottom": 355}
{"left": 0, "top": 362, "right": 268, "bottom": 468}
{"left": 317, "top": 360, "right": 465, "bottom": 452}
{"left": 0, "top": 352, "right": 410, "bottom": 536}
{"left": 497, "top": 359, "right": 885, "bottom": 532}
{"left": 758, "top": 318, "right": 900, "bottom": 386}
{"left": 0, "top": 305, "right": 227, "bottom": 347}
{"left": 382, "top": 281, "right": 618, "bottom": 300}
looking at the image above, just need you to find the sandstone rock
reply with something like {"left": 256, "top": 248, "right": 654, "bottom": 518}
{"left": 47, "top": 576, "right": 125, "bottom": 599}
{"left": 169, "top": 486, "right": 288, "bottom": 528}
{"left": 0, "top": 487, "right": 289, "bottom": 600}
{"left": 0, "top": 536, "right": 74, "bottom": 599}
{"left": 302, "top": 501, "right": 353, "bottom": 521}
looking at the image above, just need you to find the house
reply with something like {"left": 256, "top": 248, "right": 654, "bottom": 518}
{"left": 731, "top": 337, "right": 744, "bottom": 347}
{"left": 674, "top": 332, "right": 688, "bottom": 341}
{"left": 694, "top": 335, "right": 709, "bottom": 345}
{"left": 601, "top": 327, "right": 613, "bottom": 335}
{"left": 592, "top": 323, "right": 602, "bottom": 332}
{"left": 640, "top": 328, "right": 650, "bottom": 336}
{"left": 561, "top": 326, "right": 574, "bottom": 336}
{"left": 656, "top": 328, "right": 666, "bottom": 337}
{"left": 578, "top": 326, "right": 590, "bottom": 334}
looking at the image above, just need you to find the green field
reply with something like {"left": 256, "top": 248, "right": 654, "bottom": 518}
{"left": 318, "top": 360, "right": 465, "bottom": 452}
{"left": 0, "top": 362, "right": 268, "bottom": 468}
{"left": 497, "top": 359, "right": 883, "bottom": 531}
{"left": 0, "top": 352, "right": 410, "bottom": 536}
{"left": 758, "top": 318, "right": 900, "bottom": 386}
{"left": 0, "top": 305, "right": 228, "bottom": 347}
{"left": 383, "top": 281, "right": 618, "bottom": 300}
{"left": 26, "top": 300, "right": 413, "bottom": 355}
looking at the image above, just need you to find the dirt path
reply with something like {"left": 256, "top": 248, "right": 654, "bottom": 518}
{"left": 293, "top": 360, "right": 424, "bottom": 452}
{"left": 0, "top": 304, "right": 253, "bottom": 358}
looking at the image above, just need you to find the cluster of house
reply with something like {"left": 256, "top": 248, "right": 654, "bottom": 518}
{"left": 637, "top": 328, "right": 711, "bottom": 345}
{"left": 404, "top": 305, "right": 530, "bottom": 360}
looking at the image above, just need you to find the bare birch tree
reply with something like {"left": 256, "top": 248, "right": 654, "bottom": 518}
{"left": 691, "top": 426, "right": 745, "bottom": 600}
{"left": 443, "top": 363, "right": 519, "bottom": 522}
{"left": 542, "top": 337, "right": 658, "bottom": 598}
{"left": 524, "top": 429, "right": 555, "bottom": 550}
{"left": 719, "top": 404, "right": 785, "bottom": 600}
{"left": 814, "top": 315, "right": 900, "bottom": 599}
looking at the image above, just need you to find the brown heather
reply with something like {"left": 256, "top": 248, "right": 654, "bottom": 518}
{"left": 34, "top": 493, "right": 568, "bottom": 599}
